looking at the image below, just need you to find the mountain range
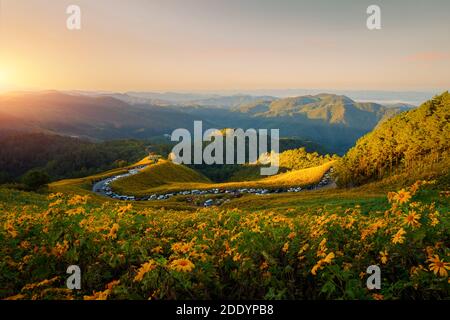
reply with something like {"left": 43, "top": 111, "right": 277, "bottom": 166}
{"left": 0, "top": 91, "right": 414, "bottom": 154}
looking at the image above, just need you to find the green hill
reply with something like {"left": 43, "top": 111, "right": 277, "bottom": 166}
{"left": 0, "top": 132, "right": 148, "bottom": 183}
{"left": 238, "top": 94, "right": 403, "bottom": 130}
{"left": 1, "top": 92, "right": 408, "bottom": 155}
{"left": 336, "top": 92, "right": 450, "bottom": 187}
{"left": 110, "top": 160, "right": 211, "bottom": 195}
{"left": 110, "top": 159, "right": 334, "bottom": 196}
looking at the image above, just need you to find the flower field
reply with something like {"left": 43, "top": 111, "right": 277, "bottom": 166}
{"left": 1, "top": 181, "right": 449, "bottom": 300}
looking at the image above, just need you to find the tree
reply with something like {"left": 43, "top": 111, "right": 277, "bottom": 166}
{"left": 336, "top": 92, "right": 450, "bottom": 187}
{"left": 21, "top": 170, "right": 50, "bottom": 191}
{"left": 0, "top": 171, "right": 11, "bottom": 184}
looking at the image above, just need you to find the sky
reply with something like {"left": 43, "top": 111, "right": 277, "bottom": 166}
{"left": 0, "top": 0, "right": 449, "bottom": 93}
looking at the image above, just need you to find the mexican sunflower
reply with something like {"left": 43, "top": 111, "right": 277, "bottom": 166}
{"left": 394, "top": 189, "right": 412, "bottom": 204}
{"left": 169, "top": 258, "right": 195, "bottom": 272}
{"left": 404, "top": 211, "right": 421, "bottom": 228}
{"left": 428, "top": 255, "right": 450, "bottom": 277}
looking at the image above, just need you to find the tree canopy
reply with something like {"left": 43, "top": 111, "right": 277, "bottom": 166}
{"left": 336, "top": 92, "right": 450, "bottom": 187}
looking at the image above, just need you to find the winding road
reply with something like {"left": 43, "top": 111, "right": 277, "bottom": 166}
{"left": 92, "top": 165, "right": 336, "bottom": 205}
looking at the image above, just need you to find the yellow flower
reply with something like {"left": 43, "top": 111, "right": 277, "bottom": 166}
{"left": 298, "top": 243, "right": 309, "bottom": 254}
{"left": 171, "top": 242, "right": 193, "bottom": 254}
{"left": 108, "top": 223, "right": 120, "bottom": 239}
{"left": 409, "top": 181, "right": 422, "bottom": 195}
{"left": 425, "top": 246, "right": 435, "bottom": 258}
{"left": 430, "top": 211, "right": 440, "bottom": 227}
{"left": 49, "top": 199, "right": 63, "bottom": 207}
{"left": 323, "top": 252, "right": 335, "bottom": 264}
{"left": 48, "top": 192, "right": 63, "bottom": 200}
{"left": 430, "top": 218, "right": 440, "bottom": 226}
{"left": 287, "top": 232, "right": 296, "bottom": 240}
{"left": 68, "top": 195, "right": 89, "bottom": 206}
{"left": 260, "top": 261, "right": 269, "bottom": 270}
{"left": 117, "top": 204, "right": 133, "bottom": 215}
{"left": 403, "top": 211, "right": 421, "bottom": 228}
{"left": 169, "top": 258, "right": 195, "bottom": 272}
{"left": 20, "top": 241, "right": 31, "bottom": 249}
{"left": 5, "top": 294, "right": 27, "bottom": 300}
{"left": 317, "top": 238, "right": 328, "bottom": 258}
{"left": 343, "top": 262, "right": 352, "bottom": 271}
{"left": 387, "top": 192, "right": 396, "bottom": 203}
{"left": 52, "top": 240, "right": 69, "bottom": 257}
{"left": 151, "top": 246, "right": 163, "bottom": 254}
{"left": 22, "top": 277, "right": 60, "bottom": 291}
{"left": 83, "top": 281, "right": 120, "bottom": 301}
{"left": 282, "top": 242, "right": 289, "bottom": 253}
{"left": 4, "top": 220, "right": 18, "bottom": 238}
{"left": 134, "top": 260, "right": 157, "bottom": 282}
{"left": 410, "top": 265, "right": 426, "bottom": 277}
{"left": 391, "top": 228, "right": 406, "bottom": 244}
{"left": 394, "top": 189, "right": 412, "bottom": 204}
{"left": 197, "top": 222, "right": 207, "bottom": 230}
{"left": 66, "top": 207, "right": 86, "bottom": 216}
{"left": 428, "top": 255, "right": 450, "bottom": 277}
{"left": 106, "top": 280, "right": 120, "bottom": 290}
{"left": 84, "top": 291, "right": 109, "bottom": 300}
{"left": 372, "top": 293, "right": 384, "bottom": 300}
{"left": 379, "top": 250, "right": 389, "bottom": 264}
{"left": 311, "top": 252, "right": 335, "bottom": 276}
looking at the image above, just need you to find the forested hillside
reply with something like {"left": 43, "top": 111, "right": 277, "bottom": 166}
{"left": 236, "top": 94, "right": 405, "bottom": 129}
{"left": 0, "top": 132, "right": 147, "bottom": 183}
{"left": 336, "top": 92, "right": 450, "bottom": 187}
{"left": 0, "top": 91, "right": 410, "bottom": 155}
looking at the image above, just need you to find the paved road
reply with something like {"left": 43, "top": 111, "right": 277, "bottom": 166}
{"left": 92, "top": 167, "right": 336, "bottom": 203}
{"left": 93, "top": 179, "right": 109, "bottom": 196}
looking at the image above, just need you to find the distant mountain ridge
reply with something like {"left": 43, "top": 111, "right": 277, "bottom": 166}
{"left": 75, "top": 91, "right": 277, "bottom": 109}
{"left": 0, "top": 91, "right": 418, "bottom": 153}
{"left": 0, "top": 91, "right": 209, "bottom": 140}
{"left": 235, "top": 94, "right": 407, "bottom": 130}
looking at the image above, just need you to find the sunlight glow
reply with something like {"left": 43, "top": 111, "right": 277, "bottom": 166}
{"left": 0, "top": 70, "right": 6, "bottom": 85}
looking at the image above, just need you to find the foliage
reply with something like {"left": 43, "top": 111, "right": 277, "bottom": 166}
{"left": 0, "top": 181, "right": 448, "bottom": 300}
{"left": 336, "top": 92, "right": 450, "bottom": 187}
{"left": 279, "top": 148, "right": 337, "bottom": 171}
{"left": 110, "top": 160, "right": 211, "bottom": 195}
{"left": 191, "top": 147, "right": 336, "bottom": 183}
{"left": 110, "top": 160, "right": 334, "bottom": 196}
{"left": 21, "top": 170, "right": 50, "bottom": 191}
{"left": 0, "top": 132, "right": 148, "bottom": 183}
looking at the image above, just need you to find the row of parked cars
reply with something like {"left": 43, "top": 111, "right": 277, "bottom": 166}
{"left": 95, "top": 167, "right": 335, "bottom": 208}
{"left": 95, "top": 166, "right": 147, "bottom": 201}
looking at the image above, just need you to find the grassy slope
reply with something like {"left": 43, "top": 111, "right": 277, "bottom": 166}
{"left": 110, "top": 160, "right": 335, "bottom": 196}
{"left": 48, "top": 158, "right": 206, "bottom": 210}
{"left": 1, "top": 181, "right": 448, "bottom": 300}
{"left": 48, "top": 157, "right": 152, "bottom": 203}
{"left": 222, "top": 188, "right": 388, "bottom": 214}
{"left": 47, "top": 158, "right": 337, "bottom": 210}
{"left": 11, "top": 157, "right": 446, "bottom": 214}
{"left": 48, "top": 156, "right": 446, "bottom": 214}
{"left": 217, "top": 169, "right": 448, "bottom": 214}
{"left": 110, "top": 160, "right": 211, "bottom": 195}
